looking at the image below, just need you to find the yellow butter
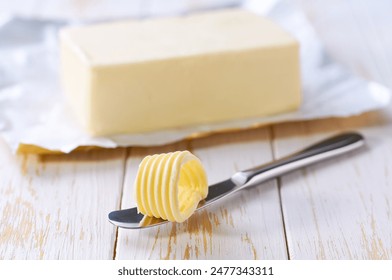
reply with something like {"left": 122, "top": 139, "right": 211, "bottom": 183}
{"left": 134, "top": 151, "right": 208, "bottom": 223}
{"left": 60, "top": 9, "right": 301, "bottom": 136}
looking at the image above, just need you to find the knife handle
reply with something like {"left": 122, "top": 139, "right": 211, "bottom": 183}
{"left": 231, "top": 132, "right": 365, "bottom": 187}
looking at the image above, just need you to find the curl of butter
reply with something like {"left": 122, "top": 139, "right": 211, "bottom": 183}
{"left": 134, "top": 151, "right": 208, "bottom": 223}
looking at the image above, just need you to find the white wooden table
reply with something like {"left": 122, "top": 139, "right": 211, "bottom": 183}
{"left": 1, "top": 107, "right": 391, "bottom": 259}
{"left": 1, "top": 0, "right": 392, "bottom": 260}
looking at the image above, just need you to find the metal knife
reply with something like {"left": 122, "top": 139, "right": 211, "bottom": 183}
{"left": 108, "top": 132, "right": 365, "bottom": 229}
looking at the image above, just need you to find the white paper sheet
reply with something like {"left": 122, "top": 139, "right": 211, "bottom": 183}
{"left": 0, "top": 0, "right": 390, "bottom": 153}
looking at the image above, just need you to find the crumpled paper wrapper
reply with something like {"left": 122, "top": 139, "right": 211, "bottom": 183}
{"left": 0, "top": 0, "right": 390, "bottom": 153}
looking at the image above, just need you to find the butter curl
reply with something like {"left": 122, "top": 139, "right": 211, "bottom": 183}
{"left": 134, "top": 151, "right": 208, "bottom": 223}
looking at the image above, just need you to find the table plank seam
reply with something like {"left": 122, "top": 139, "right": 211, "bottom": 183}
{"left": 112, "top": 147, "right": 130, "bottom": 260}
{"left": 269, "top": 125, "right": 291, "bottom": 259}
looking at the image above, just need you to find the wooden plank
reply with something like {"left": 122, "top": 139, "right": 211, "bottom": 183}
{"left": 272, "top": 110, "right": 392, "bottom": 259}
{"left": 285, "top": 0, "right": 392, "bottom": 259}
{"left": 0, "top": 140, "right": 126, "bottom": 259}
{"left": 115, "top": 128, "right": 288, "bottom": 259}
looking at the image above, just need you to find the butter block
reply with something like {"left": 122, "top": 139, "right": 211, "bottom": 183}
{"left": 60, "top": 9, "right": 301, "bottom": 136}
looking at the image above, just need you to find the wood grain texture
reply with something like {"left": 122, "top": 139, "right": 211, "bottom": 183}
{"left": 0, "top": 140, "right": 126, "bottom": 259}
{"left": 272, "top": 110, "right": 392, "bottom": 259}
{"left": 115, "top": 128, "right": 288, "bottom": 259}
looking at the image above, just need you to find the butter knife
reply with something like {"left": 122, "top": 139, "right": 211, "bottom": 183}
{"left": 108, "top": 132, "right": 364, "bottom": 229}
